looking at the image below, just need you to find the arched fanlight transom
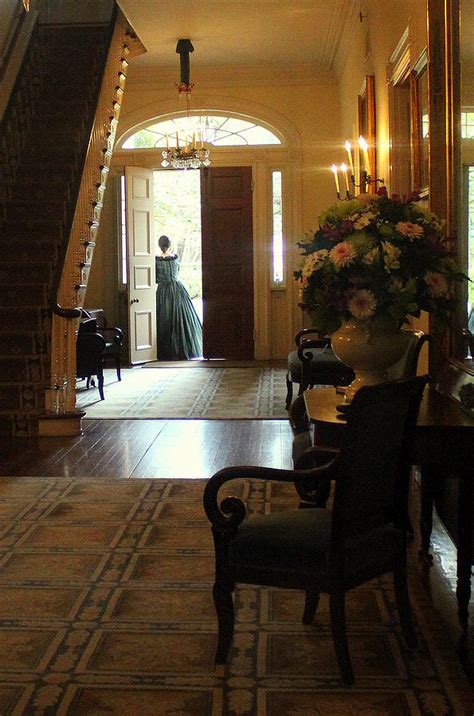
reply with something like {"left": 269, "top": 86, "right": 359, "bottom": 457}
{"left": 122, "top": 115, "right": 282, "bottom": 149}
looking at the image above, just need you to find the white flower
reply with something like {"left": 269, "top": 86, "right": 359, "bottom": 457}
{"left": 424, "top": 271, "right": 449, "bottom": 297}
{"left": 329, "top": 241, "right": 356, "bottom": 267}
{"left": 396, "top": 221, "right": 424, "bottom": 239}
{"left": 363, "top": 247, "right": 380, "bottom": 265}
{"left": 382, "top": 241, "right": 401, "bottom": 272}
{"left": 347, "top": 289, "right": 377, "bottom": 319}
{"left": 300, "top": 250, "right": 329, "bottom": 287}
{"left": 353, "top": 211, "right": 376, "bottom": 230}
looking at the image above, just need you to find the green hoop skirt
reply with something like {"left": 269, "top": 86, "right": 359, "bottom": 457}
{"left": 156, "top": 256, "right": 202, "bottom": 360}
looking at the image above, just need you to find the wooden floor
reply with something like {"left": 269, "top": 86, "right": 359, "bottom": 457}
{"left": 0, "top": 418, "right": 293, "bottom": 478}
{"left": 0, "top": 416, "right": 472, "bottom": 683}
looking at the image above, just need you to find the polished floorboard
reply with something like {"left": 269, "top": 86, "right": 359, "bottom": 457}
{"left": 0, "top": 416, "right": 472, "bottom": 684}
{"left": 0, "top": 418, "right": 294, "bottom": 478}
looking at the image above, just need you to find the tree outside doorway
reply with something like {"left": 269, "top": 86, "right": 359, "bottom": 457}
{"left": 153, "top": 170, "right": 202, "bottom": 321}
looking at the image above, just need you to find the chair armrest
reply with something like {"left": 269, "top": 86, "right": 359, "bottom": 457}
{"left": 295, "top": 327, "right": 329, "bottom": 347}
{"left": 297, "top": 339, "right": 330, "bottom": 364}
{"left": 203, "top": 456, "right": 341, "bottom": 531}
{"left": 101, "top": 326, "right": 124, "bottom": 345}
{"left": 294, "top": 445, "right": 340, "bottom": 470}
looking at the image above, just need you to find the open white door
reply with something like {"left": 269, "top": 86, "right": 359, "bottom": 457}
{"left": 125, "top": 166, "right": 157, "bottom": 364}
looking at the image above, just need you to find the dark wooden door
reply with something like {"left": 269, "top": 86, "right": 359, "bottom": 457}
{"left": 200, "top": 166, "right": 254, "bottom": 359}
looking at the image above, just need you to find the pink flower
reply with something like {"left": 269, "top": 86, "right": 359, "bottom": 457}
{"left": 424, "top": 271, "right": 449, "bottom": 297}
{"left": 396, "top": 221, "right": 424, "bottom": 239}
{"left": 329, "top": 241, "right": 356, "bottom": 267}
{"left": 347, "top": 289, "right": 377, "bottom": 319}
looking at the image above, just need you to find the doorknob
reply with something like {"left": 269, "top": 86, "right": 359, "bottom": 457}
{"left": 130, "top": 298, "right": 140, "bottom": 304}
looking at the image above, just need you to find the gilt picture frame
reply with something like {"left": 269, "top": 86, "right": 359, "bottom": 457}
{"left": 358, "top": 75, "right": 376, "bottom": 192}
{"left": 411, "top": 49, "right": 429, "bottom": 199}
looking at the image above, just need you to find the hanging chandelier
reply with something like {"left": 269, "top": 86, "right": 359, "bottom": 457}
{"left": 161, "top": 39, "right": 211, "bottom": 170}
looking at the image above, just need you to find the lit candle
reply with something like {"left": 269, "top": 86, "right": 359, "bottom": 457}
{"left": 192, "top": 131, "right": 196, "bottom": 150}
{"left": 358, "top": 135, "right": 371, "bottom": 176}
{"left": 340, "top": 163, "right": 350, "bottom": 193}
{"left": 344, "top": 140, "right": 355, "bottom": 176}
{"left": 199, "top": 126, "right": 204, "bottom": 149}
{"left": 331, "top": 164, "right": 340, "bottom": 195}
{"left": 176, "top": 132, "right": 179, "bottom": 149}
{"left": 165, "top": 132, "right": 169, "bottom": 149}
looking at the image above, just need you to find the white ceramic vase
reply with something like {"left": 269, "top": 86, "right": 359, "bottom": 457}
{"left": 331, "top": 318, "right": 409, "bottom": 401}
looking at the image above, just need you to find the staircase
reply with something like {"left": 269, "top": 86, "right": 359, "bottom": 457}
{"left": 0, "top": 7, "right": 142, "bottom": 436}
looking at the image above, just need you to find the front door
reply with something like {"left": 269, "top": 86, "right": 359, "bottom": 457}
{"left": 200, "top": 166, "right": 254, "bottom": 359}
{"left": 125, "top": 166, "right": 157, "bottom": 364}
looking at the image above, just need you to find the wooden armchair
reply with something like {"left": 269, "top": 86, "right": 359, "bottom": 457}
{"left": 76, "top": 331, "right": 106, "bottom": 400}
{"left": 204, "top": 376, "right": 429, "bottom": 684}
{"left": 81, "top": 309, "right": 123, "bottom": 382}
{"left": 285, "top": 328, "right": 354, "bottom": 409}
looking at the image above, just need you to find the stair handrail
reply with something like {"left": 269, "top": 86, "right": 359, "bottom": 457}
{"left": 47, "top": 8, "right": 145, "bottom": 416}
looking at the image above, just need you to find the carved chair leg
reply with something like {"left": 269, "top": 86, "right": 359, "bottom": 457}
{"left": 303, "top": 589, "right": 320, "bottom": 625}
{"left": 330, "top": 589, "right": 354, "bottom": 685}
{"left": 115, "top": 356, "right": 121, "bottom": 382}
{"left": 285, "top": 373, "right": 293, "bottom": 410}
{"left": 97, "top": 371, "right": 105, "bottom": 401}
{"left": 213, "top": 581, "right": 235, "bottom": 664}
{"left": 393, "top": 556, "right": 417, "bottom": 649}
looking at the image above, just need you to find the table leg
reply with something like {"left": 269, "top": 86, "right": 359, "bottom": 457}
{"left": 456, "top": 470, "right": 472, "bottom": 645}
{"left": 419, "top": 465, "right": 435, "bottom": 562}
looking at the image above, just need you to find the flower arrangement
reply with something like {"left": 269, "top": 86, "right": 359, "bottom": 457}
{"left": 294, "top": 188, "right": 468, "bottom": 336}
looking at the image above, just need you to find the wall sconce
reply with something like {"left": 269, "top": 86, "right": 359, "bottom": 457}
{"left": 332, "top": 137, "right": 384, "bottom": 199}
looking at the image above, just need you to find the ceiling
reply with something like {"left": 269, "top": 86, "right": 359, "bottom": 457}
{"left": 117, "top": 0, "right": 354, "bottom": 72}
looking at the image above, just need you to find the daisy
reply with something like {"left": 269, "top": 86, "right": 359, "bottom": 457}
{"left": 396, "top": 221, "right": 424, "bottom": 239}
{"left": 347, "top": 289, "right": 377, "bottom": 319}
{"left": 329, "top": 241, "right": 356, "bottom": 267}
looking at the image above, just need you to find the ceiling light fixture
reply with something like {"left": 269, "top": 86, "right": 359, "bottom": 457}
{"left": 161, "top": 39, "right": 211, "bottom": 170}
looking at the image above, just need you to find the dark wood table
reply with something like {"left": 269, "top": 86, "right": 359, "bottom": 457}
{"left": 304, "top": 383, "right": 474, "bottom": 642}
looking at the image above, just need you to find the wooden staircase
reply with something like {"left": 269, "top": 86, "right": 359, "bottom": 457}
{"left": 0, "top": 7, "right": 143, "bottom": 436}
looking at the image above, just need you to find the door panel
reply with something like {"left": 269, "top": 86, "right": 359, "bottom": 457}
{"left": 125, "top": 166, "right": 157, "bottom": 364}
{"left": 200, "top": 166, "right": 254, "bottom": 359}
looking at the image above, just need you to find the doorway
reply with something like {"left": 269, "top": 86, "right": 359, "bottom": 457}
{"left": 154, "top": 169, "right": 203, "bottom": 323}
{"left": 149, "top": 166, "right": 254, "bottom": 360}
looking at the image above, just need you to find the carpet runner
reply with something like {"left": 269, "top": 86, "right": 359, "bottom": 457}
{"left": 76, "top": 366, "right": 288, "bottom": 419}
{"left": 0, "top": 476, "right": 470, "bottom": 714}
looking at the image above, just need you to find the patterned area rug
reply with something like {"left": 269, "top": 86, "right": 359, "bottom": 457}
{"left": 0, "top": 476, "right": 471, "bottom": 715}
{"left": 76, "top": 366, "right": 288, "bottom": 419}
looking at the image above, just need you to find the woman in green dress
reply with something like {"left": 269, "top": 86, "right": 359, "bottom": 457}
{"left": 155, "top": 235, "right": 202, "bottom": 360}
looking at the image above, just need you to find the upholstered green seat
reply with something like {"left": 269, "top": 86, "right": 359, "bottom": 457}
{"left": 230, "top": 508, "right": 404, "bottom": 584}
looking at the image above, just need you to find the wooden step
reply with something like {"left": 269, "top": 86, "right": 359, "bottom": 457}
{"left": 0, "top": 354, "right": 50, "bottom": 383}
{"left": 0, "top": 383, "right": 45, "bottom": 412}
{"left": 0, "top": 306, "right": 50, "bottom": 332}
{"left": 0, "top": 261, "right": 53, "bottom": 286}
{"left": 0, "top": 285, "right": 48, "bottom": 307}
{"left": 2, "top": 238, "right": 61, "bottom": 263}
{"left": 0, "top": 331, "right": 49, "bottom": 356}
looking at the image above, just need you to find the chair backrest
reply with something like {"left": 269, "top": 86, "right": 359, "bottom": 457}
{"left": 330, "top": 376, "right": 428, "bottom": 545}
{"left": 386, "top": 330, "right": 429, "bottom": 380}
{"left": 76, "top": 332, "right": 106, "bottom": 378}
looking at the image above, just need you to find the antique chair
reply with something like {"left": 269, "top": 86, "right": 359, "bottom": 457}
{"left": 285, "top": 328, "right": 354, "bottom": 409}
{"left": 76, "top": 330, "right": 106, "bottom": 400}
{"left": 81, "top": 308, "right": 123, "bottom": 382}
{"left": 291, "top": 330, "right": 430, "bottom": 508}
{"left": 204, "top": 376, "right": 429, "bottom": 684}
